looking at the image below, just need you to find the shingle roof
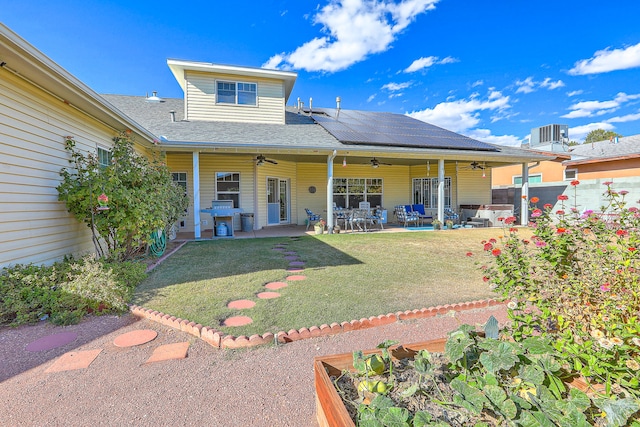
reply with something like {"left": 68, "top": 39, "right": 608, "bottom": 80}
{"left": 564, "top": 134, "right": 640, "bottom": 165}
{"left": 101, "top": 94, "right": 556, "bottom": 162}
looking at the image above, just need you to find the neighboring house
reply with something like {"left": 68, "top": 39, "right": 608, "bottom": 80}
{"left": 493, "top": 125, "right": 640, "bottom": 215}
{"left": 0, "top": 24, "right": 157, "bottom": 268}
{"left": 1, "top": 24, "right": 560, "bottom": 268}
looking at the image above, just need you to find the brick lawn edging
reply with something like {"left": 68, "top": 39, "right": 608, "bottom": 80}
{"left": 129, "top": 299, "right": 504, "bottom": 350}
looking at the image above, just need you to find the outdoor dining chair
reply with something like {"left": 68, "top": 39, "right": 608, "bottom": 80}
{"left": 305, "top": 208, "right": 322, "bottom": 230}
{"left": 394, "top": 205, "right": 420, "bottom": 227}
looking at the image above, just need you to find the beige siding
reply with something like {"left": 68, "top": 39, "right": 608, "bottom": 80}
{"left": 457, "top": 169, "right": 492, "bottom": 206}
{"left": 185, "top": 71, "right": 285, "bottom": 124}
{"left": 0, "top": 70, "right": 117, "bottom": 267}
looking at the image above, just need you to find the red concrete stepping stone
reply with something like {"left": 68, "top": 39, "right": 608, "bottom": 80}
{"left": 287, "top": 267, "right": 304, "bottom": 273}
{"left": 45, "top": 349, "right": 102, "bottom": 373}
{"left": 257, "top": 291, "right": 281, "bottom": 299}
{"left": 284, "top": 255, "right": 299, "bottom": 261}
{"left": 144, "top": 342, "right": 189, "bottom": 365}
{"left": 289, "top": 261, "right": 305, "bottom": 267}
{"left": 286, "top": 275, "right": 307, "bottom": 281}
{"left": 113, "top": 329, "right": 158, "bottom": 347}
{"left": 265, "top": 281, "right": 288, "bottom": 290}
{"left": 26, "top": 332, "right": 78, "bottom": 352}
{"left": 227, "top": 299, "right": 256, "bottom": 309}
{"left": 223, "top": 316, "right": 253, "bottom": 327}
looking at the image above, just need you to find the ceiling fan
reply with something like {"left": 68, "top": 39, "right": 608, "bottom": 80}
{"left": 255, "top": 155, "right": 278, "bottom": 166}
{"left": 468, "top": 161, "right": 486, "bottom": 170}
{"left": 365, "top": 157, "right": 392, "bottom": 168}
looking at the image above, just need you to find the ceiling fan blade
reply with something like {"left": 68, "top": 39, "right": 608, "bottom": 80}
{"left": 266, "top": 159, "right": 278, "bottom": 164}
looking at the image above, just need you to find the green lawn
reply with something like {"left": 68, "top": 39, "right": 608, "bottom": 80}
{"left": 133, "top": 228, "right": 515, "bottom": 336}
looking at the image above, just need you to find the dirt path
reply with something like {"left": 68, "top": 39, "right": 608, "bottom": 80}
{"left": 0, "top": 305, "right": 507, "bottom": 426}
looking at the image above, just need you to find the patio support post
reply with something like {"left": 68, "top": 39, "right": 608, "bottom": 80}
{"left": 437, "top": 158, "right": 445, "bottom": 223}
{"left": 326, "top": 150, "right": 337, "bottom": 233}
{"left": 520, "top": 162, "right": 529, "bottom": 226}
{"left": 193, "top": 151, "right": 201, "bottom": 239}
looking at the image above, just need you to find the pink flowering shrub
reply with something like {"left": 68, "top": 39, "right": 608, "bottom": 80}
{"left": 479, "top": 182, "right": 640, "bottom": 399}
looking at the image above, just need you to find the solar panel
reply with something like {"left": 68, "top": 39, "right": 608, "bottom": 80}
{"left": 311, "top": 110, "right": 497, "bottom": 151}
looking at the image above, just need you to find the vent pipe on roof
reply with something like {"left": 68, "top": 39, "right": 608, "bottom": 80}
{"left": 145, "top": 91, "right": 164, "bottom": 103}
{"left": 170, "top": 110, "right": 176, "bottom": 122}
{"left": 309, "top": 97, "right": 313, "bottom": 116}
{"left": 336, "top": 96, "right": 341, "bottom": 119}
{"left": 297, "top": 97, "right": 301, "bottom": 113}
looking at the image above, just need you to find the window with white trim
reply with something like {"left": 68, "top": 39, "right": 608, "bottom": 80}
{"left": 172, "top": 172, "right": 188, "bottom": 220}
{"left": 333, "top": 178, "right": 383, "bottom": 208}
{"left": 513, "top": 174, "right": 542, "bottom": 185}
{"left": 97, "top": 146, "right": 111, "bottom": 168}
{"left": 412, "top": 177, "right": 452, "bottom": 208}
{"left": 564, "top": 169, "right": 578, "bottom": 181}
{"left": 216, "top": 172, "right": 240, "bottom": 208}
{"left": 216, "top": 81, "right": 257, "bottom": 106}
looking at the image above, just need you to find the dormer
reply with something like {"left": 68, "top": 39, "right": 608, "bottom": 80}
{"left": 167, "top": 60, "right": 297, "bottom": 125}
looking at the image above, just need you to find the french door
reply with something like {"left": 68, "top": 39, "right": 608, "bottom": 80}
{"left": 267, "top": 177, "right": 289, "bottom": 225}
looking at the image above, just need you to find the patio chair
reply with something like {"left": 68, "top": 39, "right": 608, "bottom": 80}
{"left": 368, "top": 207, "right": 384, "bottom": 230}
{"left": 349, "top": 209, "right": 369, "bottom": 232}
{"left": 394, "top": 205, "right": 420, "bottom": 227}
{"left": 445, "top": 208, "right": 459, "bottom": 224}
{"left": 411, "top": 204, "right": 433, "bottom": 224}
{"left": 305, "top": 208, "right": 322, "bottom": 230}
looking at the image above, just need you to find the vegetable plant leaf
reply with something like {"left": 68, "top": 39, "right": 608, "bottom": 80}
{"left": 594, "top": 397, "right": 640, "bottom": 427}
{"left": 479, "top": 342, "right": 519, "bottom": 373}
{"left": 519, "top": 364, "right": 545, "bottom": 385}
{"left": 451, "top": 378, "right": 489, "bottom": 414}
{"left": 411, "top": 411, "right": 432, "bottom": 427}
{"left": 370, "top": 395, "right": 394, "bottom": 410}
{"left": 522, "top": 336, "right": 554, "bottom": 354}
{"left": 380, "top": 407, "right": 410, "bottom": 427}
{"left": 518, "top": 410, "right": 556, "bottom": 427}
{"left": 445, "top": 333, "right": 475, "bottom": 364}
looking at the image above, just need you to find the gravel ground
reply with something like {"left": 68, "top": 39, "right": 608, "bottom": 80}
{"left": 0, "top": 305, "right": 507, "bottom": 427}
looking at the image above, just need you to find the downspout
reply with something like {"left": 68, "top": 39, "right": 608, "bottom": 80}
{"left": 327, "top": 150, "right": 337, "bottom": 233}
{"left": 520, "top": 161, "right": 539, "bottom": 226}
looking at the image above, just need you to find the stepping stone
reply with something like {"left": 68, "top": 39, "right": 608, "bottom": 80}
{"left": 45, "top": 349, "right": 102, "bottom": 373}
{"left": 26, "top": 332, "right": 78, "bottom": 352}
{"left": 286, "top": 275, "right": 307, "bottom": 281}
{"left": 223, "top": 316, "right": 253, "bottom": 327}
{"left": 227, "top": 299, "right": 256, "bottom": 309}
{"left": 257, "top": 291, "right": 281, "bottom": 299}
{"left": 144, "top": 342, "right": 189, "bottom": 365}
{"left": 265, "top": 281, "right": 288, "bottom": 290}
{"left": 284, "top": 255, "right": 299, "bottom": 261}
{"left": 113, "top": 329, "right": 158, "bottom": 348}
{"left": 287, "top": 267, "right": 304, "bottom": 273}
{"left": 284, "top": 251, "right": 297, "bottom": 255}
{"left": 289, "top": 261, "right": 305, "bottom": 267}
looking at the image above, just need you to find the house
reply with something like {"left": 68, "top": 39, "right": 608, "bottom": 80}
{"left": 0, "top": 23, "right": 156, "bottom": 269}
{"left": 493, "top": 125, "right": 640, "bottom": 215}
{"left": 1, "top": 23, "right": 560, "bottom": 268}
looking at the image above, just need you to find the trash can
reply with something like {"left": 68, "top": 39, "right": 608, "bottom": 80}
{"left": 241, "top": 213, "right": 254, "bottom": 232}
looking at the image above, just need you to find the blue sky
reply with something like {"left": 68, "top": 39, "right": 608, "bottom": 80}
{"left": 4, "top": 0, "right": 640, "bottom": 146}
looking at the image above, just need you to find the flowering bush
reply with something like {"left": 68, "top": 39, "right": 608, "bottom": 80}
{"left": 478, "top": 182, "right": 640, "bottom": 406}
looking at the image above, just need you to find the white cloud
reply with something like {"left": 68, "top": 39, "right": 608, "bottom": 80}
{"left": 607, "top": 111, "right": 640, "bottom": 123}
{"left": 567, "top": 90, "right": 583, "bottom": 97}
{"left": 562, "top": 92, "right": 640, "bottom": 119}
{"left": 515, "top": 76, "right": 564, "bottom": 94}
{"left": 569, "top": 42, "right": 640, "bottom": 75}
{"left": 403, "top": 55, "right": 457, "bottom": 73}
{"left": 382, "top": 81, "right": 412, "bottom": 91}
{"left": 367, "top": 93, "right": 377, "bottom": 102}
{"left": 471, "top": 80, "right": 484, "bottom": 88}
{"left": 263, "top": 0, "right": 439, "bottom": 72}
{"left": 465, "top": 129, "right": 523, "bottom": 147}
{"left": 569, "top": 122, "right": 616, "bottom": 142}
{"left": 407, "top": 90, "right": 511, "bottom": 134}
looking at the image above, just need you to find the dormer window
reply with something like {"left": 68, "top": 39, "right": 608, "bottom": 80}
{"left": 217, "top": 80, "right": 257, "bottom": 106}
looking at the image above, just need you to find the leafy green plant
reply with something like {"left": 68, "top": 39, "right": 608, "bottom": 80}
{"left": 336, "top": 326, "right": 640, "bottom": 426}
{"left": 57, "top": 133, "right": 188, "bottom": 261}
{"left": 476, "top": 181, "right": 640, "bottom": 419}
{"left": 0, "top": 255, "right": 146, "bottom": 326}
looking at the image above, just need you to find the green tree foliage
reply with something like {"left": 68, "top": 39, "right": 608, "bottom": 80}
{"left": 584, "top": 129, "right": 622, "bottom": 144}
{"left": 57, "top": 133, "right": 189, "bottom": 261}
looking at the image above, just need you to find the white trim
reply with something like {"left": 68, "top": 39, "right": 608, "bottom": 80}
{"left": 564, "top": 168, "right": 578, "bottom": 181}
{"left": 215, "top": 79, "right": 258, "bottom": 107}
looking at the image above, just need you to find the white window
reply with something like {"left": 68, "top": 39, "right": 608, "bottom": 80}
{"left": 513, "top": 174, "right": 542, "bottom": 185}
{"left": 172, "top": 172, "right": 188, "bottom": 219}
{"left": 333, "top": 178, "right": 383, "bottom": 208}
{"left": 97, "top": 146, "right": 111, "bottom": 168}
{"left": 216, "top": 172, "right": 240, "bottom": 208}
{"left": 216, "top": 81, "right": 257, "bottom": 106}
{"left": 564, "top": 169, "right": 578, "bottom": 181}
{"left": 412, "top": 177, "right": 452, "bottom": 208}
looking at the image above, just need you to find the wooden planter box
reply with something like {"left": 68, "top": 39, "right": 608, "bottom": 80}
{"left": 314, "top": 338, "right": 447, "bottom": 427}
{"left": 314, "top": 338, "right": 602, "bottom": 427}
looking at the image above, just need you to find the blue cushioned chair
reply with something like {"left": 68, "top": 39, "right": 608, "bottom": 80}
{"left": 305, "top": 208, "right": 322, "bottom": 230}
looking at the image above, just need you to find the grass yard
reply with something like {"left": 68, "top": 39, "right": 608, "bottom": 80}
{"left": 133, "top": 228, "right": 523, "bottom": 336}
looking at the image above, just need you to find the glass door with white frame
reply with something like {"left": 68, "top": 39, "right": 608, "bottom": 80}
{"left": 267, "top": 177, "right": 289, "bottom": 225}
